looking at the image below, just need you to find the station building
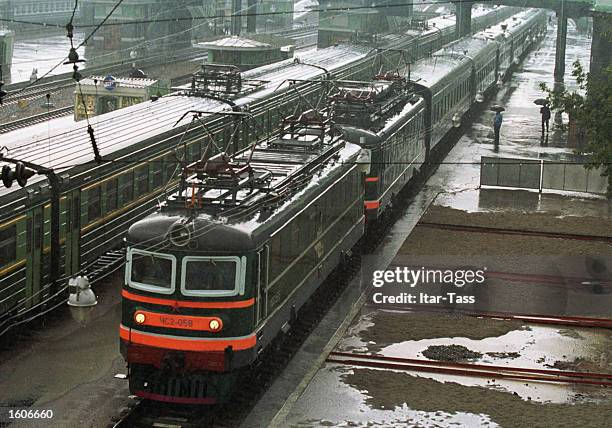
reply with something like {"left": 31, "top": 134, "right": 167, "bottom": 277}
{"left": 198, "top": 34, "right": 294, "bottom": 70}
{"left": 74, "top": 75, "right": 170, "bottom": 121}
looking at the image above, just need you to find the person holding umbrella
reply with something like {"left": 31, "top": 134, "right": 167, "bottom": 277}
{"left": 535, "top": 99, "right": 551, "bottom": 134}
{"left": 491, "top": 106, "right": 504, "bottom": 145}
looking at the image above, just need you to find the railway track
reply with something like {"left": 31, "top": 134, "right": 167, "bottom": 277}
{"left": 1, "top": 47, "right": 209, "bottom": 108}
{"left": 365, "top": 303, "right": 612, "bottom": 329}
{"left": 416, "top": 222, "right": 612, "bottom": 244}
{"left": 0, "top": 106, "right": 74, "bottom": 134}
{"left": 326, "top": 352, "right": 612, "bottom": 387}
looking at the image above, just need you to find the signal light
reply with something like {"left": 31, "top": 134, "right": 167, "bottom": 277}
{"left": 1, "top": 162, "right": 36, "bottom": 188}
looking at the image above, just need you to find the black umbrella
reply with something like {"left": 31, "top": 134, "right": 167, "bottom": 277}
{"left": 534, "top": 98, "right": 549, "bottom": 105}
{"left": 489, "top": 105, "right": 505, "bottom": 112}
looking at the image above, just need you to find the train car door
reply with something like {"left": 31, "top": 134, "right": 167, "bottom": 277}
{"left": 256, "top": 246, "right": 269, "bottom": 325}
{"left": 66, "top": 189, "right": 81, "bottom": 274}
{"left": 60, "top": 192, "right": 79, "bottom": 276}
{"left": 23, "top": 207, "right": 43, "bottom": 309}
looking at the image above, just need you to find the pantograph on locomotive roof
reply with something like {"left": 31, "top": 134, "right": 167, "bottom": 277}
{"left": 167, "top": 108, "right": 343, "bottom": 220}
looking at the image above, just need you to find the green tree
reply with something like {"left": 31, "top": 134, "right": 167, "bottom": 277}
{"left": 539, "top": 61, "right": 612, "bottom": 198}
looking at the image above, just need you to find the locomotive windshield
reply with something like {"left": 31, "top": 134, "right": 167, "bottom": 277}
{"left": 128, "top": 249, "right": 176, "bottom": 294}
{"left": 181, "top": 256, "right": 242, "bottom": 297}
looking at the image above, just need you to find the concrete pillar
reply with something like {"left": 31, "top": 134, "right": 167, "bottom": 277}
{"left": 231, "top": 0, "right": 242, "bottom": 36}
{"left": 246, "top": 0, "right": 257, "bottom": 33}
{"left": 590, "top": 14, "right": 612, "bottom": 83}
{"left": 455, "top": 1, "right": 473, "bottom": 39}
{"left": 553, "top": 3, "right": 568, "bottom": 124}
{"left": 1, "top": 1, "right": 13, "bottom": 30}
{"left": 553, "top": 5, "right": 568, "bottom": 93}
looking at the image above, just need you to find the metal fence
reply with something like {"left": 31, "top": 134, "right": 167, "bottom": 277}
{"left": 480, "top": 156, "right": 608, "bottom": 195}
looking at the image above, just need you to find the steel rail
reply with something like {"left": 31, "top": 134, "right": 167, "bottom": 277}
{"left": 416, "top": 222, "right": 612, "bottom": 244}
{"left": 363, "top": 303, "right": 612, "bottom": 329}
{"left": 327, "top": 352, "right": 612, "bottom": 387}
{"left": 0, "top": 106, "right": 74, "bottom": 134}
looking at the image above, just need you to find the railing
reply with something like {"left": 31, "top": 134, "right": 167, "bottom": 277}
{"left": 480, "top": 156, "right": 608, "bottom": 195}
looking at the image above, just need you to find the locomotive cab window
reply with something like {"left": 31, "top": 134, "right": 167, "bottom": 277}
{"left": 127, "top": 249, "right": 176, "bottom": 294}
{"left": 181, "top": 256, "right": 244, "bottom": 297}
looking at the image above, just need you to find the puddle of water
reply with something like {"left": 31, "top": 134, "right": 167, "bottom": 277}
{"left": 287, "top": 366, "right": 499, "bottom": 428}
{"left": 355, "top": 324, "right": 612, "bottom": 404}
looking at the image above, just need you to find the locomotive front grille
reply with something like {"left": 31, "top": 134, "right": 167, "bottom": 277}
{"left": 130, "top": 364, "right": 210, "bottom": 402}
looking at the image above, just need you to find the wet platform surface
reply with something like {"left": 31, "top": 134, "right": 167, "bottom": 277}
{"left": 266, "top": 17, "right": 612, "bottom": 428}
{"left": 0, "top": 272, "right": 130, "bottom": 427}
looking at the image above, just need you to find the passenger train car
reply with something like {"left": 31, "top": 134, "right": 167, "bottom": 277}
{"left": 0, "top": 7, "right": 518, "bottom": 334}
{"left": 120, "top": 9, "right": 547, "bottom": 403}
{"left": 335, "top": 9, "right": 546, "bottom": 223}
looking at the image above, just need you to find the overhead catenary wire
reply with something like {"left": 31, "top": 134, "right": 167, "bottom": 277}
{"left": 6, "top": 0, "right": 126, "bottom": 99}
{"left": 0, "top": 0, "right": 516, "bottom": 28}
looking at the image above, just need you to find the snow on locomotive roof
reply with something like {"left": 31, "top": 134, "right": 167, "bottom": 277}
{"left": 164, "top": 142, "right": 363, "bottom": 237}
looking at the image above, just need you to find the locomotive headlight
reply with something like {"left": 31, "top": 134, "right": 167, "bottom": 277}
{"left": 209, "top": 319, "right": 221, "bottom": 331}
{"left": 134, "top": 312, "right": 146, "bottom": 324}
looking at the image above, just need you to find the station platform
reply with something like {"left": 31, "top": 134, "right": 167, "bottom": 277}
{"left": 0, "top": 272, "right": 130, "bottom": 428}
{"left": 257, "top": 18, "right": 612, "bottom": 428}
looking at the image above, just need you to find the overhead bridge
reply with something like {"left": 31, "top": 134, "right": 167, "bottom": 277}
{"left": 452, "top": 0, "right": 612, "bottom": 86}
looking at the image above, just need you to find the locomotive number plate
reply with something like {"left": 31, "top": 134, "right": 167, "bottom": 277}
{"left": 158, "top": 315, "right": 194, "bottom": 328}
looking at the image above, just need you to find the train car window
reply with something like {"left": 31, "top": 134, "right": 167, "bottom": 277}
{"left": 164, "top": 155, "right": 178, "bottom": 183}
{"left": 188, "top": 143, "right": 200, "bottom": 162}
{"left": 106, "top": 179, "right": 118, "bottom": 212}
{"left": 151, "top": 162, "right": 163, "bottom": 189}
{"left": 120, "top": 171, "right": 134, "bottom": 204}
{"left": 128, "top": 249, "right": 176, "bottom": 294}
{"left": 181, "top": 256, "right": 241, "bottom": 297}
{"left": 0, "top": 225, "right": 17, "bottom": 266}
{"left": 87, "top": 186, "right": 102, "bottom": 222}
{"left": 135, "top": 166, "right": 149, "bottom": 198}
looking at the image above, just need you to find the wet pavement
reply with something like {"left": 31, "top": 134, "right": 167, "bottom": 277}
{"left": 266, "top": 15, "right": 612, "bottom": 428}
{"left": 0, "top": 272, "right": 130, "bottom": 427}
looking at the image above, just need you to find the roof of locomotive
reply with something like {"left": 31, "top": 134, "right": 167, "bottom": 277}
{"left": 127, "top": 138, "right": 363, "bottom": 252}
{"left": 337, "top": 95, "right": 426, "bottom": 146}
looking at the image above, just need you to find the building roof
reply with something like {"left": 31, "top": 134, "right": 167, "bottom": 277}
{"left": 79, "top": 76, "right": 158, "bottom": 89}
{"left": 593, "top": 0, "right": 612, "bottom": 12}
{"left": 198, "top": 34, "right": 291, "bottom": 51}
